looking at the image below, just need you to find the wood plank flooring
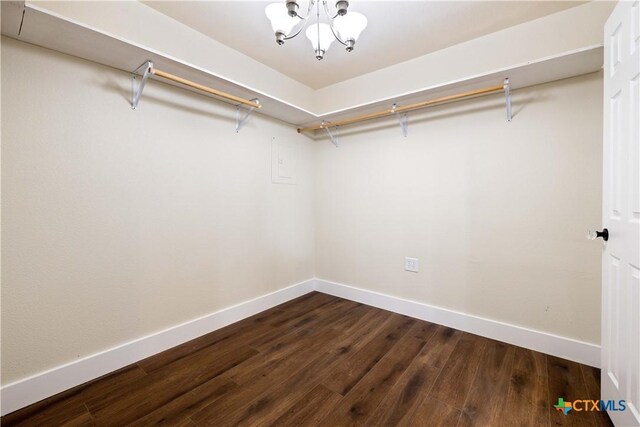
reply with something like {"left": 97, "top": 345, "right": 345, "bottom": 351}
{"left": 1, "top": 292, "right": 614, "bottom": 426}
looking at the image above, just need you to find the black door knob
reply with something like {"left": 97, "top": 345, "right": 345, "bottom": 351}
{"left": 587, "top": 228, "right": 609, "bottom": 241}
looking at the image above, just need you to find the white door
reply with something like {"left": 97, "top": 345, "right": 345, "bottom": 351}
{"left": 601, "top": 1, "right": 640, "bottom": 426}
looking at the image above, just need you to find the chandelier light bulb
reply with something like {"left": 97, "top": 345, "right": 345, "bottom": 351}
{"left": 265, "top": 3, "right": 299, "bottom": 44}
{"left": 306, "top": 23, "right": 335, "bottom": 60}
{"left": 334, "top": 11, "right": 367, "bottom": 51}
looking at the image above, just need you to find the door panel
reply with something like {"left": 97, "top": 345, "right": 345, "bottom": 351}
{"left": 602, "top": 1, "right": 640, "bottom": 426}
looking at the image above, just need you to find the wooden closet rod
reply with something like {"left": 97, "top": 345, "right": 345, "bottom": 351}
{"left": 297, "top": 84, "right": 505, "bottom": 133}
{"left": 151, "top": 68, "right": 262, "bottom": 109}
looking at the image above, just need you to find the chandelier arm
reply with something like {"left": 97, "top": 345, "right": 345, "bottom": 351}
{"left": 282, "top": 1, "right": 316, "bottom": 41}
{"left": 327, "top": 19, "right": 348, "bottom": 46}
{"left": 292, "top": 0, "right": 316, "bottom": 21}
{"left": 322, "top": 1, "right": 340, "bottom": 19}
{"left": 322, "top": 1, "right": 348, "bottom": 46}
{"left": 283, "top": 16, "right": 310, "bottom": 40}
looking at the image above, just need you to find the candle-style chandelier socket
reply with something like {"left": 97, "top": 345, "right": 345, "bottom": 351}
{"left": 265, "top": 0, "right": 367, "bottom": 60}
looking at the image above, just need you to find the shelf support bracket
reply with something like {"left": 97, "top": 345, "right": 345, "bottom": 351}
{"left": 504, "top": 78, "right": 512, "bottom": 122}
{"left": 322, "top": 121, "right": 339, "bottom": 147}
{"left": 392, "top": 103, "right": 408, "bottom": 137}
{"left": 235, "top": 99, "right": 259, "bottom": 133}
{"left": 131, "top": 60, "right": 153, "bottom": 110}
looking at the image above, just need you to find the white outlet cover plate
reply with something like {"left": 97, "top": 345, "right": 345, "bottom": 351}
{"left": 405, "top": 257, "right": 419, "bottom": 273}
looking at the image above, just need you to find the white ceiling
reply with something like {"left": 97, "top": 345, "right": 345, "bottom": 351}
{"left": 144, "top": 1, "right": 585, "bottom": 89}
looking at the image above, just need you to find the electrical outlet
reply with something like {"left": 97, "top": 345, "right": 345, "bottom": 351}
{"left": 405, "top": 257, "right": 419, "bottom": 273}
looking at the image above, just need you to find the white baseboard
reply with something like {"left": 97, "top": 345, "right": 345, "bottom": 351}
{"left": 1, "top": 276, "right": 600, "bottom": 416}
{"left": 0, "top": 279, "right": 316, "bottom": 416}
{"left": 314, "top": 278, "right": 600, "bottom": 368}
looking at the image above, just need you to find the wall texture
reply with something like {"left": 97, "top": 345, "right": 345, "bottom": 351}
{"left": 314, "top": 72, "right": 603, "bottom": 345}
{"left": 1, "top": 37, "right": 315, "bottom": 384}
{"left": 1, "top": 38, "right": 605, "bottom": 387}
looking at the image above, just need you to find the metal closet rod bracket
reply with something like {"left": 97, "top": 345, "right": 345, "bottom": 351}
{"left": 392, "top": 103, "right": 408, "bottom": 137}
{"left": 236, "top": 99, "right": 259, "bottom": 133}
{"left": 321, "top": 121, "right": 339, "bottom": 147}
{"left": 131, "top": 60, "right": 153, "bottom": 110}
{"left": 504, "top": 77, "right": 512, "bottom": 122}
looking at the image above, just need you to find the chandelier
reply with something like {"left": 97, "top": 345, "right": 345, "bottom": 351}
{"left": 265, "top": 1, "right": 368, "bottom": 60}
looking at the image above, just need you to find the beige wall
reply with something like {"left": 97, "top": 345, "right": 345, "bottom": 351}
{"left": 314, "top": 72, "right": 603, "bottom": 345}
{"left": 1, "top": 37, "right": 605, "bottom": 386}
{"left": 1, "top": 37, "right": 315, "bottom": 384}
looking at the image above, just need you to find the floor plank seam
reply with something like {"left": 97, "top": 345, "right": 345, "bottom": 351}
{"left": 83, "top": 402, "right": 96, "bottom": 422}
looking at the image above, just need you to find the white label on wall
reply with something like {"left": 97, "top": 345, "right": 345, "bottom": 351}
{"left": 271, "top": 137, "right": 297, "bottom": 185}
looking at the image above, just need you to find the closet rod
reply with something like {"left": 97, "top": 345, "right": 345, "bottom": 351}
{"left": 151, "top": 68, "right": 262, "bottom": 109}
{"left": 297, "top": 83, "right": 505, "bottom": 133}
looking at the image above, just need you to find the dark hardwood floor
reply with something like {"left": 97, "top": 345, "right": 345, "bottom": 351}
{"left": 2, "top": 292, "right": 613, "bottom": 426}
